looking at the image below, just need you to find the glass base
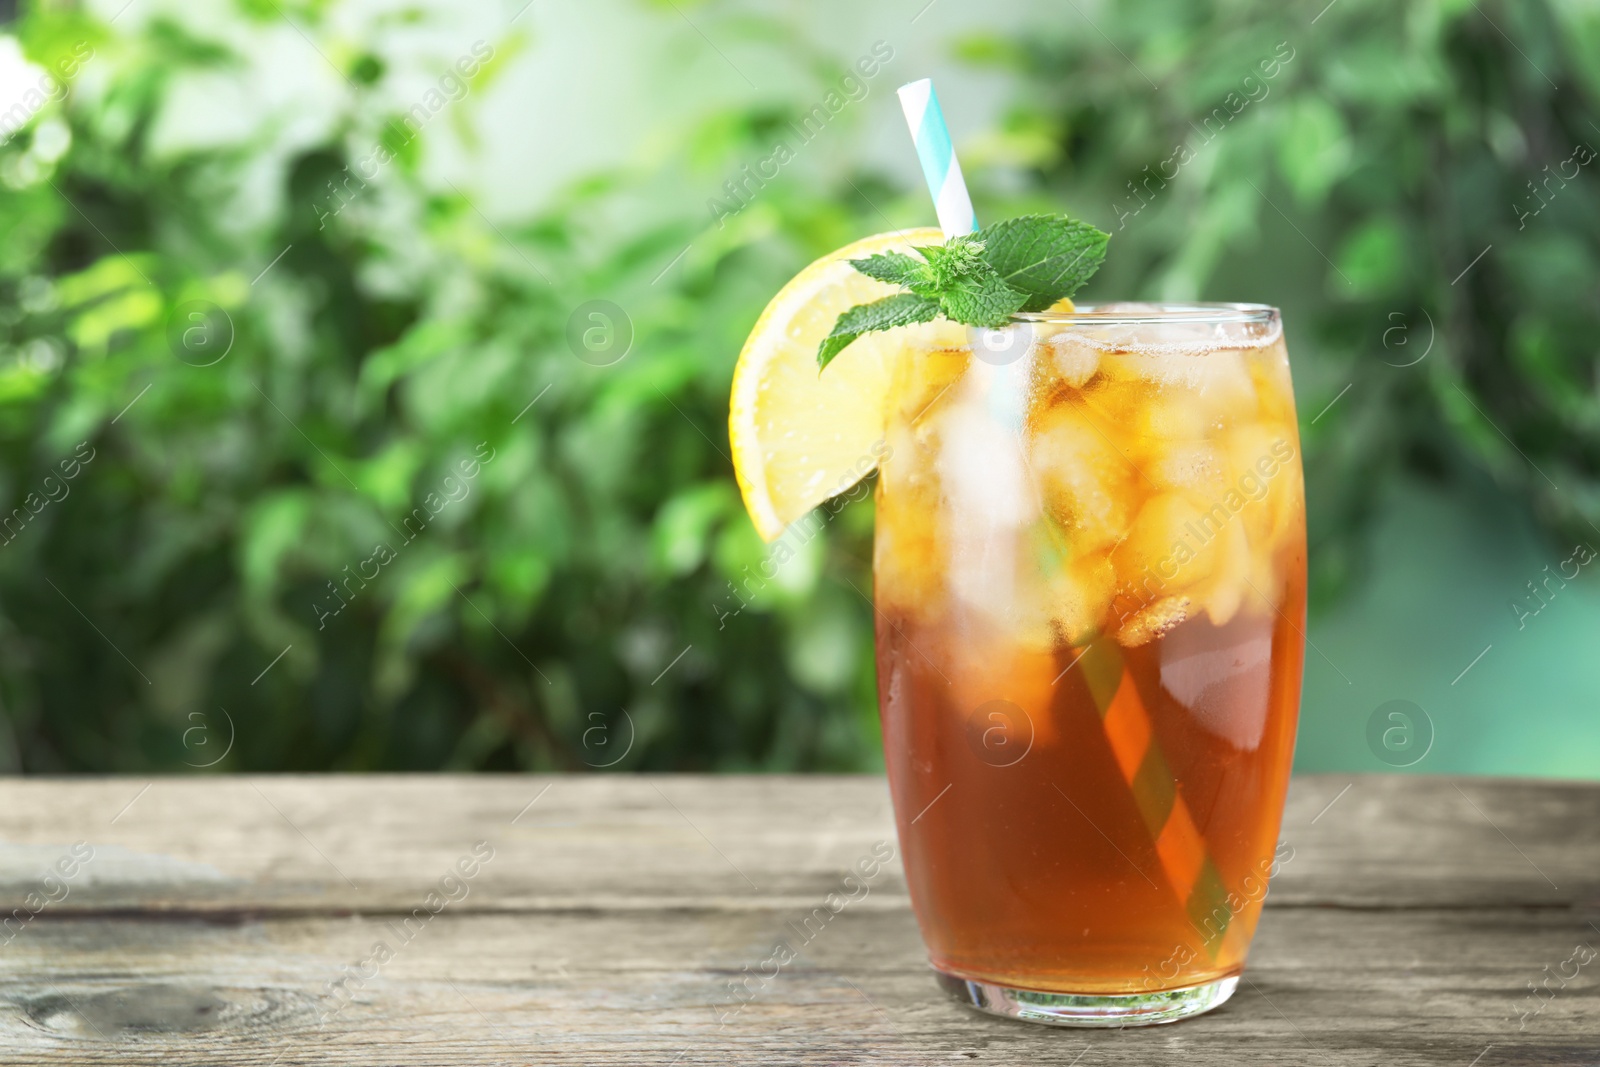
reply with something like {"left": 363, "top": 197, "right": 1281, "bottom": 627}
{"left": 935, "top": 970, "right": 1239, "bottom": 1028}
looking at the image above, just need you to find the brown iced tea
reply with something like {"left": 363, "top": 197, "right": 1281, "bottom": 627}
{"left": 874, "top": 305, "right": 1305, "bottom": 1012}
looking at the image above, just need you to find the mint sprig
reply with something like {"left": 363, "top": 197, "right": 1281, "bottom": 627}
{"left": 818, "top": 213, "right": 1110, "bottom": 369}
{"left": 980, "top": 215, "right": 1109, "bottom": 312}
{"left": 817, "top": 293, "right": 940, "bottom": 368}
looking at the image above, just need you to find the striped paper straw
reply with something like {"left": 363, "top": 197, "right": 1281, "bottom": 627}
{"left": 1078, "top": 639, "right": 1233, "bottom": 956}
{"left": 896, "top": 79, "right": 1023, "bottom": 431}
{"left": 896, "top": 79, "right": 977, "bottom": 238}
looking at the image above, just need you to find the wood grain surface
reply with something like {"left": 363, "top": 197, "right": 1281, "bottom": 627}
{"left": 0, "top": 774, "right": 1593, "bottom": 1064}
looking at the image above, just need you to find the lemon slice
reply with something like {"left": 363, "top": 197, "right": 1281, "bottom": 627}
{"left": 729, "top": 228, "right": 944, "bottom": 541}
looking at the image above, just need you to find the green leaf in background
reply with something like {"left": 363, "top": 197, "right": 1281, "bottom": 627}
{"left": 1276, "top": 98, "right": 1351, "bottom": 205}
{"left": 1336, "top": 218, "right": 1409, "bottom": 299}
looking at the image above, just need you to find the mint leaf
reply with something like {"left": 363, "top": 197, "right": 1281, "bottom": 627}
{"left": 849, "top": 251, "right": 927, "bottom": 289}
{"left": 940, "top": 270, "right": 1029, "bottom": 327}
{"left": 814, "top": 212, "right": 1110, "bottom": 369}
{"left": 916, "top": 237, "right": 989, "bottom": 294}
{"left": 975, "top": 214, "right": 1110, "bottom": 312}
{"left": 918, "top": 237, "right": 1028, "bottom": 326}
{"left": 818, "top": 293, "right": 939, "bottom": 369}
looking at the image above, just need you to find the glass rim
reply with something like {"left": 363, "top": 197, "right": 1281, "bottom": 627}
{"left": 1012, "top": 302, "right": 1279, "bottom": 325}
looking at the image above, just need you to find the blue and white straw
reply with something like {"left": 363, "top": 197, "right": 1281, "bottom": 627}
{"left": 896, "top": 78, "right": 977, "bottom": 239}
{"left": 897, "top": 79, "right": 1031, "bottom": 430}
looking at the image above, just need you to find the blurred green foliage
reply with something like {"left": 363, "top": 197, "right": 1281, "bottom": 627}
{"left": 0, "top": 0, "right": 1596, "bottom": 773}
{"left": 0, "top": 3, "right": 886, "bottom": 772}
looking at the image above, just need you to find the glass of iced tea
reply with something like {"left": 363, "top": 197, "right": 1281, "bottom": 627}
{"left": 873, "top": 303, "right": 1305, "bottom": 1026}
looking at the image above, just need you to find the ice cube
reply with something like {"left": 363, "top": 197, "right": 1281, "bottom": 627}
{"left": 1191, "top": 348, "right": 1258, "bottom": 416}
{"left": 1199, "top": 519, "right": 1251, "bottom": 627}
{"left": 1142, "top": 395, "right": 1214, "bottom": 444}
{"left": 1050, "top": 550, "right": 1115, "bottom": 647}
{"left": 892, "top": 340, "right": 970, "bottom": 426}
{"left": 938, "top": 388, "right": 1037, "bottom": 621}
{"left": 1246, "top": 341, "right": 1296, "bottom": 427}
{"left": 941, "top": 403, "right": 1033, "bottom": 524}
{"left": 1031, "top": 399, "right": 1136, "bottom": 556}
{"left": 1001, "top": 531, "right": 1117, "bottom": 654}
{"left": 1116, "top": 594, "right": 1191, "bottom": 647}
{"left": 1042, "top": 334, "right": 1101, "bottom": 389}
{"left": 1243, "top": 552, "right": 1282, "bottom": 618}
{"left": 1224, "top": 424, "right": 1301, "bottom": 556}
{"left": 873, "top": 503, "right": 947, "bottom": 623}
{"left": 1109, "top": 491, "right": 1227, "bottom": 603}
{"left": 1099, "top": 345, "right": 1258, "bottom": 421}
{"left": 876, "top": 411, "right": 955, "bottom": 623}
{"left": 1145, "top": 440, "right": 1225, "bottom": 497}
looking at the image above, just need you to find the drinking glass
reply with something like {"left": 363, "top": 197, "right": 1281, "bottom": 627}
{"left": 873, "top": 303, "right": 1305, "bottom": 1026}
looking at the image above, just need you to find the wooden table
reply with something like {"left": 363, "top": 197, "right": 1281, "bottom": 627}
{"left": 0, "top": 774, "right": 1593, "bottom": 1064}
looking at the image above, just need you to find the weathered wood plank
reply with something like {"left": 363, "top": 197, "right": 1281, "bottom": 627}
{"left": 0, "top": 775, "right": 1594, "bottom": 1063}
{"left": 1273, "top": 774, "right": 1597, "bottom": 909}
{"left": 0, "top": 776, "right": 1593, "bottom": 912}
{"left": 0, "top": 906, "right": 1593, "bottom": 1065}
